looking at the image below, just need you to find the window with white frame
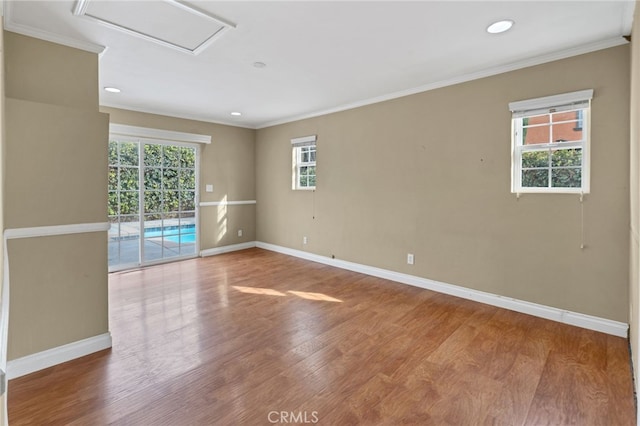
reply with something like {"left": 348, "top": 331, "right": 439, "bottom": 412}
{"left": 291, "top": 135, "right": 317, "bottom": 190}
{"left": 509, "top": 89, "right": 593, "bottom": 194}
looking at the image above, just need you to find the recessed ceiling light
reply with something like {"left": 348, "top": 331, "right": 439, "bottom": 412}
{"left": 487, "top": 20, "right": 514, "bottom": 34}
{"left": 253, "top": 62, "right": 266, "bottom": 68}
{"left": 104, "top": 87, "right": 121, "bottom": 93}
{"left": 231, "top": 112, "right": 242, "bottom": 116}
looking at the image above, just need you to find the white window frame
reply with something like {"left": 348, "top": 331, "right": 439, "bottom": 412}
{"left": 291, "top": 135, "right": 317, "bottom": 190}
{"left": 509, "top": 89, "right": 593, "bottom": 194}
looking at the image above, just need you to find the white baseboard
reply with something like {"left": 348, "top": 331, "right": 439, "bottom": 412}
{"left": 7, "top": 332, "right": 112, "bottom": 380}
{"left": 200, "top": 241, "right": 257, "bottom": 257}
{"left": 256, "top": 242, "right": 629, "bottom": 338}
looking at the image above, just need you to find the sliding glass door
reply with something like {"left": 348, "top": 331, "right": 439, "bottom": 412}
{"left": 108, "top": 139, "right": 198, "bottom": 271}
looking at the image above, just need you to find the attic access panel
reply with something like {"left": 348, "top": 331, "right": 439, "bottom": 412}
{"left": 73, "top": 0, "right": 235, "bottom": 55}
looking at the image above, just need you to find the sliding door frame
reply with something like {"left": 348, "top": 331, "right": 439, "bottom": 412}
{"left": 108, "top": 124, "right": 210, "bottom": 272}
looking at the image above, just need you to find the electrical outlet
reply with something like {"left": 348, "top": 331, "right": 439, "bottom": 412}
{"left": 205, "top": 184, "right": 213, "bottom": 193}
{"left": 238, "top": 229, "right": 243, "bottom": 237}
{"left": 303, "top": 236, "right": 308, "bottom": 245}
{"left": 407, "top": 253, "right": 414, "bottom": 265}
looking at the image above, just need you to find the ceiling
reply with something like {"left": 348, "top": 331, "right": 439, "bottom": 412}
{"left": 4, "top": 1, "right": 635, "bottom": 129}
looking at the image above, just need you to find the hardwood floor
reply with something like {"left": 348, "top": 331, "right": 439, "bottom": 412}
{"left": 8, "top": 248, "right": 636, "bottom": 425}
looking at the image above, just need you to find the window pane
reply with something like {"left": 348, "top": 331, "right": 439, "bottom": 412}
{"left": 522, "top": 115, "right": 550, "bottom": 146}
{"left": 522, "top": 169, "right": 548, "bottom": 187}
{"left": 180, "top": 191, "right": 195, "bottom": 211}
{"left": 144, "top": 144, "right": 162, "bottom": 167}
{"left": 301, "top": 150, "right": 309, "bottom": 163}
{"left": 552, "top": 111, "right": 583, "bottom": 142}
{"left": 120, "top": 191, "right": 139, "bottom": 215}
{"left": 108, "top": 191, "right": 118, "bottom": 216}
{"left": 307, "top": 166, "right": 316, "bottom": 176}
{"left": 163, "top": 191, "right": 179, "bottom": 212}
{"left": 163, "top": 145, "right": 181, "bottom": 168}
{"left": 524, "top": 114, "right": 550, "bottom": 125}
{"left": 121, "top": 214, "right": 139, "bottom": 223}
{"left": 108, "top": 167, "right": 118, "bottom": 191}
{"left": 299, "top": 176, "right": 308, "bottom": 187}
{"left": 109, "top": 141, "right": 118, "bottom": 165}
{"left": 180, "top": 169, "right": 196, "bottom": 190}
{"left": 119, "top": 167, "right": 139, "bottom": 191}
{"left": 552, "top": 148, "right": 582, "bottom": 167}
{"left": 163, "top": 222, "right": 180, "bottom": 236}
{"left": 144, "top": 213, "right": 162, "bottom": 222}
{"left": 521, "top": 151, "right": 549, "bottom": 168}
{"left": 180, "top": 147, "right": 196, "bottom": 168}
{"left": 144, "top": 168, "right": 162, "bottom": 190}
{"left": 523, "top": 124, "right": 551, "bottom": 145}
{"left": 308, "top": 175, "right": 316, "bottom": 186}
{"left": 163, "top": 168, "right": 179, "bottom": 190}
{"left": 144, "top": 191, "right": 162, "bottom": 213}
{"left": 310, "top": 149, "right": 316, "bottom": 162}
{"left": 552, "top": 168, "right": 582, "bottom": 188}
{"left": 119, "top": 142, "right": 139, "bottom": 166}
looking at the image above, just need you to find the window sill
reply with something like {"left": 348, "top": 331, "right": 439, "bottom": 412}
{"left": 512, "top": 188, "right": 589, "bottom": 195}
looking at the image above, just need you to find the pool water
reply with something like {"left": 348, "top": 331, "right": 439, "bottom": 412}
{"left": 144, "top": 225, "right": 196, "bottom": 244}
{"left": 165, "top": 234, "right": 196, "bottom": 244}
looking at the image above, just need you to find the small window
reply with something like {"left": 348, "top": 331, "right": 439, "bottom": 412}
{"left": 291, "top": 135, "right": 317, "bottom": 190}
{"left": 509, "top": 90, "right": 593, "bottom": 194}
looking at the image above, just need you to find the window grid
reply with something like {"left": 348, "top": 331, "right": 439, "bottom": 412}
{"left": 296, "top": 145, "right": 316, "bottom": 189}
{"left": 513, "top": 107, "right": 589, "bottom": 193}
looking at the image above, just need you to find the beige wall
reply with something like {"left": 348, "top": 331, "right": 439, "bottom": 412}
{"left": 629, "top": 0, "right": 640, "bottom": 402}
{"left": 5, "top": 33, "right": 97, "bottom": 110}
{"left": 256, "top": 45, "right": 630, "bottom": 322}
{"left": 101, "top": 107, "right": 256, "bottom": 250}
{"left": 4, "top": 32, "right": 109, "bottom": 359}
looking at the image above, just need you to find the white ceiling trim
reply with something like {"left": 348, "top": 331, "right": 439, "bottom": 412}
{"left": 101, "top": 101, "right": 247, "bottom": 130}
{"left": 3, "top": 1, "right": 105, "bottom": 54}
{"left": 257, "top": 36, "right": 629, "bottom": 129}
{"left": 101, "top": 35, "right": 628, "bottom": 131}
{"left": 73, "top": 0, "right": 235, "bottom": 56}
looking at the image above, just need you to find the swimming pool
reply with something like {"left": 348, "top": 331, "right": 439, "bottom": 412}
{"left": 165, "top": 233, "right": 196, "bottom": 244}
{"left": 144, "top": 225, "right": 196, "bottom": 244}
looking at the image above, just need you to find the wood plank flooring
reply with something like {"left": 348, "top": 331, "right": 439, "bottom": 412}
{"left": 8, "top": 248, "right": 637, "bottom": 425}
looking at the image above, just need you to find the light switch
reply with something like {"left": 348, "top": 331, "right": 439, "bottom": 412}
{"left": 205, "top": 184, "right": 213, "bottom": 193}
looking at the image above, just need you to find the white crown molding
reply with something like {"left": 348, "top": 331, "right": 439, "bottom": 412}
{"left": 256, "top": 242, "right": 629, "bottom": 338}
{"left": 103, "top": 36, "right": 629, "bottom": 131}
{"left": 6, "top": 333, "right": 112, "bottom": 379}
{"left": 100, "top": 102, "right": 256, "bottom": 130}
{"left": 3, "top": 1, "right": 105, "bottom": 54}
{"left": 200, "top": 241, "right": 256, "bottom": 257}
{"left": 256, "top": 36, "right": 629, "bottom": 129}
{"left": 199, "top": 200, "right": 256, "bottom": 207}
{"left": 110, "top": 123, "right": 211, "bottom": 144}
